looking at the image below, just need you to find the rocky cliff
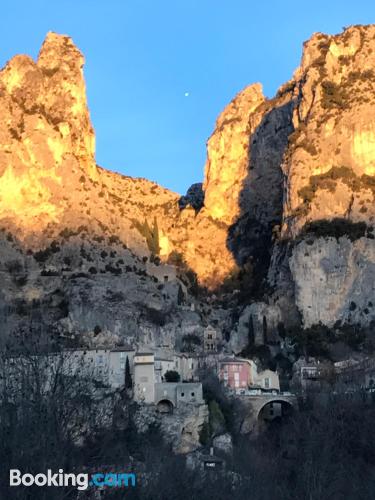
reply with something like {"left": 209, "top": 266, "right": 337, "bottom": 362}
{"left": 203, "top": 24, "right": 375, "bottom": 332}
{"left": 0, "top": 26, "right": 374, "bottom": 350}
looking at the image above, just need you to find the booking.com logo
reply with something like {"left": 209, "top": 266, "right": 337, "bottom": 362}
{"left": 10, "top": 469, "right": 136, "bottom": 491}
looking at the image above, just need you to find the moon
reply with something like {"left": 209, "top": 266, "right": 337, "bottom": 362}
{"left": 184, "top": 92, "right": 190, "bottom": 97}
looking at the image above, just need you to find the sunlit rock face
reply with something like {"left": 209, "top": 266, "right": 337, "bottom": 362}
{"left": 0, "top": 33, "right": 96, "bottom": 231}
{"left": 200, "top": 24, "right": 375, "bottom": 328}
{"left": 0, "top": 26, "right": 374, "bottom": 334}
{"left": 203, "top": 83, "right": 265, "bottom": 225}
{"left": 0, "top": 32, "right": 236, "bottom": 288}
{"left": 281, "top": 25, "right": 375, "bottom": 237}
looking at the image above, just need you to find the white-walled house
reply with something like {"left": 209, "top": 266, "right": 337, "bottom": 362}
{"left": 63, "top": 346, "right": 135, "bottom": 389}
{"left": 155, "top": 356, "right": 175, "bottom": 383}
{"left": 253, "top": 368, "right": 280, "bottom": 391}
{"left": 109, "top": 346, "right": 135, "bottom": 388}
{"left": 133, "top": 352, "right": 155, "bottom": 403}
{"left": 63, "top": 348, "right": 111, "bottom": 385}
{"left": 174, "top": 353, "right": 198, "bottom": 382}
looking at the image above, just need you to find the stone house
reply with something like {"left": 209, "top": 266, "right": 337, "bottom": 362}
{"left": 133, "top": 352, "right": 155, "bottom": 403}
{"left": 174, "top": 353, "right": 198, "bottom": 382}
{"left": 64, "top": 348, "right": 110, "bottom": 385}
{"left": 155, "top": 355, "right": 175, "bottom": 382}
{"left": 64, "top": 346, "right": 135, "bottom": 389}
{"left": 203, "top": 325, "right": 221, "bottom": 352}
{"left": 219, "top": 357, "right": 280, "bottom": 391}
{"left": 219, "top": 358, "right": 250, "bottom": 390}
{"left": 146, "top": 262, "right": 177, "bottom": 283}
{"left": 254, "top": 368, "right": 280, "bottom": 391}
{"left": 334, "top": 357, "right": 375, "bottom": 391}
{"left": 196, "top": 352, "right": 221, "bottom": 374}
{"left": 109, "top": 346, "right": 135, "bottom": 388}
{"left": 154, "top": 382, "right": 203, "bottom": 413}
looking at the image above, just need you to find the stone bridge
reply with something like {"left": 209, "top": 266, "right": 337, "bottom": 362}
{"left": 236, "top": 391, "right": 298, "bottom": 433}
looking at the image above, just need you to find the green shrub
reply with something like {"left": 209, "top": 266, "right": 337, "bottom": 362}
{"left": 164, "top": 370, "right": 180, "bottom": 383}
{"left": 133, "top": 217, "right": 160, "bottom": 255}
{"left": 299, "top": 218, "right": 368, "bottom": 242}
{"left": 208, "top": 400, "right": 226, "bottom": 437}
{"left": 182, "top": 334, "right": 201, "bottom": 352}
{"left": 199, "top": 422, "right": 210, "bottom": 445}
{"left": 297, "top": 166, "right": 371, "bottom": 205}
{"left": 321, "top": 81, "right": 349, "bottom": 109}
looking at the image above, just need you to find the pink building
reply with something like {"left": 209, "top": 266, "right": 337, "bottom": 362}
{"left": 219, "top": 358, "right": 251, "bottom": 390}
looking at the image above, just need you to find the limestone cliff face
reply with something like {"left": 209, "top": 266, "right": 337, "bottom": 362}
{"left": 202, "top": 83, "right": 265, "bottom": 225}
{"left": 272, "top": 25, "right": 375, "bottom": 328}
{"left": 200, "top": 25, "right": 375, "bottom": 331}
{"left": 281, "top": 25, "right": 375, "bottom": 237}
{"left": 0, "top": 32, "right": 234, "bottom": 287}
{"left": 0, "top": 26, "right": 375, "bottom": 340}
{"left": 0, "top": 33, "right": 96, "bottom": 231}
{"left": 289, "top": 236, "right": 375, "bottom": 328}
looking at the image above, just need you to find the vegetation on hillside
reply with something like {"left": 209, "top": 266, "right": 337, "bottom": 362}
{"left": 133, "top": 217, "right": 160, "bottom": 255}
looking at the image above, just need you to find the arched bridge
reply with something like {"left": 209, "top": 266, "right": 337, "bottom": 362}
{"left": 236, "top": 391, "right": 298, "bottom": 432}
{"left": 248, "top": 393, "right": 298, "bottom": 419}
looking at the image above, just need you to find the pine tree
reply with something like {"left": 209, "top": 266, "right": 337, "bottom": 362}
{"left": 125, "top": 356, "right": 132, "bottom": 389}
{"left": 248, "top": 315, "right": 255, "bottom": 346}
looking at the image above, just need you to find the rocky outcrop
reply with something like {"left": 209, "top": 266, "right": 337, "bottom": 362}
{"left": 0, "top": 32, "right": 236, "bottom": 288}
{"left": 1, "top": 25, "right": 375, "bottom": 342}
{"left": 0, "top": 33, "right": 96, "bottom": 231}
{"left": 229, "top": 302, "right": 283, "bottom": 353}
{"left": 133, "top": 402, "right": 208, "bottom": 454}
{"left": 179, "top": 183, "right": 204, "bottom": 210}
{"left": 290, "top": 236, "right": 375, "bottom": 327}
{"left": 202, "top": 84, "right": 265, "bottom": 224}
{"left": 281, "top": 25, "right": 375, "bottom": 237}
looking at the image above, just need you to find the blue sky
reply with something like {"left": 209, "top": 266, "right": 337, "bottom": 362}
{"left": 1, "top": 1, "right": 374, "bottom": 193}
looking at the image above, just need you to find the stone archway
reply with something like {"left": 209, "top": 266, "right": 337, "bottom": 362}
{"left": 257, "top": 399, "right": 294, "bottom": 422}
{"left": 156, "top": 399, "right": 174, "bottom": 414}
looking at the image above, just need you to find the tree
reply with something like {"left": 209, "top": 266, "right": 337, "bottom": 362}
{"left": 262, "top": 315, "right": 268, "bottom": 344}
{"left": 133, "top": 217, "right": 160, "bottom": 255}
{"left": 164, "top": 370, "right": 180, "bottom": 382}
{"left": 248, "top": 315, "right": 255, "bottom": 345}
{"left": 208, "top": 400, "right": 226, "bottom": 437}
{"left": 0, "top": 349, "right": 110, "bottom": 499}
{"left": 125, "top": 356, "right": 133, "bottom": 389}
{"left": 182, "top": 333, "right": 201, "bottom": 353}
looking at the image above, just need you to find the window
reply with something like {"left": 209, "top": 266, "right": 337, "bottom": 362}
{"left": 120, "top": 352, "right": 125, "bottom": 359}
{"left": 120, "top": 363, "right": 125, "bottom": 370}
{"left": 207, "top": 333, "right": 212, "bottom": 339}
{"left": 181, "top": 392, "right": 185, "bottom": 397}
{"left": 140, "top": 376, "right": 148, "bottom": 382}
{"left": 264, "top": 377, "right": 270, "bottom": 389}
{"left": 97, "top": 355, "right": 103, "bottom": 364}
{"left": 191, "top": 392, "right": 195, "bottom": 397}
